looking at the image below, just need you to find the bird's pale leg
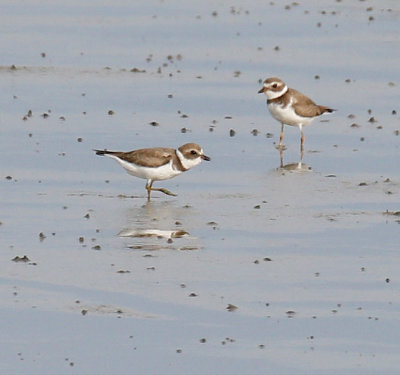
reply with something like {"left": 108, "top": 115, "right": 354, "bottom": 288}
{"left": 145, "top": 180, "right": 177, "bottom": 199}
{"left": 145, "top": 180, "right": 153, "bottom": 200}
{"left": 279, "top": 123, "right": 285, "bottom": 147}
{"left": 275, "top": 123, "right": 287, "bottom": 151}
{"left": 151, "top": 187, "right": 177, "bottom": 197}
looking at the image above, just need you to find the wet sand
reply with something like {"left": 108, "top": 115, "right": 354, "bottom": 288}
{"left": 1, "top": 1, "right": 400, "bottom": 374}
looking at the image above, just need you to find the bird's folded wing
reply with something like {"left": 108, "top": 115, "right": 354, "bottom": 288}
{"left": 117, "top": 148, "right": 174, "bottom": 168}
{"left": 291, "top": 89, "right": 333, "bottom": 117}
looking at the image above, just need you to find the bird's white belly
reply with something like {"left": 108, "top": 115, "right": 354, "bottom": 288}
{"left": 267, "top": 101, "right": 313, "bottom": 127}
{"left": 107, "top": 156, "right": 182, "bottom": 181}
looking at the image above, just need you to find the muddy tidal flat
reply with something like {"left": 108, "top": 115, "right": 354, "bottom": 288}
{"left": 1, "top": 1, "right": 400, "bottom": 374}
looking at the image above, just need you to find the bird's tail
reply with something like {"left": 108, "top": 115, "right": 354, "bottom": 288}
{"left": 94, "top": 149, "right": 115, "bottom": 156}
{"left": 322, "top": 106, "right": 336, "bottom": 113}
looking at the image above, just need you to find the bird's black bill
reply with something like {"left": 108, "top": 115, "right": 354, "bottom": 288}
{"left": 258, "top": 87, "right": 266, "bottom": 94}
{"left": 202, "top": 155, "right": 211, "bottom": 161}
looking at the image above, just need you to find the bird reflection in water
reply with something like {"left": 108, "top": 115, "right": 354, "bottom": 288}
{"left": 118, "top": 201, "right": 202, "bottom": 251}
{"left": 277, "top": 147, "right": 312, "bottom": 173}
{"left": 118, "top": 228, "right": 189, "bottom": 239}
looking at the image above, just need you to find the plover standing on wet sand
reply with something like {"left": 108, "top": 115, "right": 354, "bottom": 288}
{"left": 94, "top": 143, "right": 210, "bottom": 200}
{"left": 258, "top": 77, "right": 335, "bottom": 153}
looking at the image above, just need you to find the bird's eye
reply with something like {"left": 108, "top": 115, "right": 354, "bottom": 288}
{"left": 190, "top": 150, "right": 197, "bottom": 155}
{"left": 272, "top": 83, "right": 278, "bottom": 88}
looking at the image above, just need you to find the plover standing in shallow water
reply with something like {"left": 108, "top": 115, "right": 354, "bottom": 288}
{"left": 258, "top": 77, "right": 335, "bottom": 153}
{"left": 94, "top": 143, "right": 210, "bottom": 200}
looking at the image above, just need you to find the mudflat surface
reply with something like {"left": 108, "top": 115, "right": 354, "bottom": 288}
{"left": 1, "top": 1, "right": 400, "bottom": 374}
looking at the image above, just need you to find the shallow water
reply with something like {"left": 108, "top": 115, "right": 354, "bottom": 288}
{"left": 1, "top": 1, "right": 400, "bottom": 374}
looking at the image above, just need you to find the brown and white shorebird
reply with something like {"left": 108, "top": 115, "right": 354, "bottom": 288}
{"left": 94, "top": 143, "right": 210, "bottom": 200}
{"left": 258, "top": 77, "right": 335, "bottom": 152}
